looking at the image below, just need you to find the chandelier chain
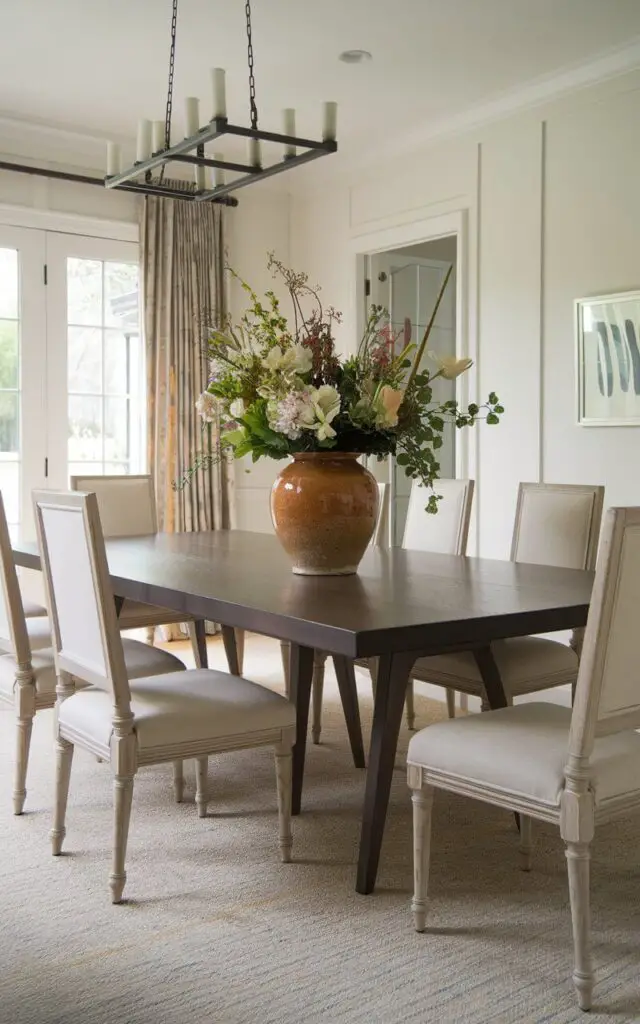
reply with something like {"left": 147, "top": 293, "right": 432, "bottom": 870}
{"left": 245, "top": 0, "right": 259, "bottom": 130}
{"left": 157, "top": 0, "right": 179, "bottom": 185}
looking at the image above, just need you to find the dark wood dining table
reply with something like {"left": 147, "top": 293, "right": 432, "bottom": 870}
{"left": 13, "top": 529, "right": 594, "bottom": 894}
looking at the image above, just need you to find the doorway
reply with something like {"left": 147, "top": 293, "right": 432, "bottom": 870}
{"left": 0, "top": 224, "right": 143, "bottom": 541}
{"left": 364, "top": 235, "right": 458, "bottom": 545}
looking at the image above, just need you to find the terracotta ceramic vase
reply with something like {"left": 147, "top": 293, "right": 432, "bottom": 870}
{"left": 271, "top": 452, "right": 378, "bottom": 575}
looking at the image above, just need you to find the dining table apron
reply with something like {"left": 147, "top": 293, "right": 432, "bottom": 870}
{"left": 13, "top": 529, "right": 593, "bottom": 895}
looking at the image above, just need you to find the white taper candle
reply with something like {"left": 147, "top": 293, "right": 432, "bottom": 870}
{"left": 211, "top": 68, "right": 227, "bottom": 119}
{"left": 184, "top": 97, "right": 200, "bottom": 138}
{"left": 106, "top": 142, "right": 121, "bottom": 176}
{"left": 322, "top": 101, "right": 338, "bottom": 142}
{"left": 283, "top": 108, "right": 296, "bottom": 158}
{"left": 152, "top": 120, "right": 165, "bottom": 153}
{"left": 249, "top": 137, "right": 262, "bottom": 168}
{"left": 136, "top": 120, "right": 152, "bottom": 162}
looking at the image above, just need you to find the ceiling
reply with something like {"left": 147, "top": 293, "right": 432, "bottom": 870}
{"left": 2, "top": 0, "right": 640, "bottom": 177}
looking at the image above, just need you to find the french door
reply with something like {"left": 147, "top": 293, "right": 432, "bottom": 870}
{"left": 0, "top": 225, "right": 142, "bottom": 541}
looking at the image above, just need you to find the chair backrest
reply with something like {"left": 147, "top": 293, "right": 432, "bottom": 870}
{"left": 511, "top": 483, "right": 604, "bottom": 570}
{"left": 569, "top": 507, "right": 640, "bottom": 761}
{"left": 33, "top": 490, "right": 131, "bottom": 710}
{"left": 0, "top": 491, "right": 31, "bottom": 664}
{"left": 69, "top": 474, "right": 157, "bottom": 538}
{"left": 402, "top": 479, "right": 474, "bottom": 555}
{"left": 371, "top": 482, "right": 389, "bottom": 548}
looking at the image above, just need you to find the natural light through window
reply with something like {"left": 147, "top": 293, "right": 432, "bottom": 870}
{"left": 0, "top": 247, "right": 20, "bottom": 536}
{"left": 67, "top": 257, "right": 143, "bottom": 477}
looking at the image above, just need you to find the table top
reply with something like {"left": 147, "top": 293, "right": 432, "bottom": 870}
{"left": 13, "top": 530, "right": 594, "bottom": 658}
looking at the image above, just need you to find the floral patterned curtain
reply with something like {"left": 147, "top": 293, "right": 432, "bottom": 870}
{"left": 141, "top": 195, "right": 234, "bottom": 635}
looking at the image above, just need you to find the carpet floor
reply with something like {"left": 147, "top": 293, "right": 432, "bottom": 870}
{"left": 0, "top": 634, "right": 638, "bottom": 1024}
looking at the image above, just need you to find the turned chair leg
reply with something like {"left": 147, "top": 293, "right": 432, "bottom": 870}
{"left": 280, "top": 641, "right": 291, "bottom": 699}
{"left": 274, "top": 742, "right": 293, "bottom": 863}
{"left": 445, "top": 688, "right": 456, "bottom": 719}
{"left": 410, "top": 776, "right": 434, "bottom": 932}
{"left": 50, "top": 737, "right": 74, "bottom": 855}
{"left": 565, "top": 840, "right": 594, "bottom": 1011}
{"left": 110, "top": 773, "right": 134, "bottom": 904}
{"left": 13, "top": 713, "right": 34, "bottom": 815}
{"left": 195, "top": 757, "right": 208, "bottom": 818}
{"left": 173, "top": 760, "right": 185, "bottom": 803}
{"left": 406, "top": 680, "right": 416, "bottom": 730}
{"left": 311, "top": 652, "right": 326, "bottom": 745}
{"left": 368, "top": 657, "right": 379, "bottom": 699}
{"left": 145, "top": 626, "right": 155, "bottom": 646}
{"left": 519, "top": 815, "right": 533, "bottom": 871}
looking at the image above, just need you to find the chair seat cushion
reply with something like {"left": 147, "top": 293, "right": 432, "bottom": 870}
{"left": 407, "top": 702, "right": 640, "bottom": 809}
{"left": 411, "top": 636, "right": 578, "bottom": 697}
{"left": 22, "top": 599, "right": 47, "bottom": 619}
{"left": 117, "top": 600, "right": 195, "bottom": 629}
{"left": 0, "top": 649, "right": 57, "bottom": 699}
{"left": 0, "top": 641, "right": 182, "bottom": 703}
{"left": 58, "top": 670, "right": 295, "bottom": 754}
{"left": 24, "top": 616, "right": 52, "bottom": 653}
{"left": 120, "top": 638, "right": 185, "bottom": 679}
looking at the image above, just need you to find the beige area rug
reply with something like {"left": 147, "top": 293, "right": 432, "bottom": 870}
{"left": 0, "top": 634, "right": 639, "bottom": 1024}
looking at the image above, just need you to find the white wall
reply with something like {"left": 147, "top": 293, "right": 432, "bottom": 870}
{"left": 290, "top": 68, "right": 640, "bottom": 558}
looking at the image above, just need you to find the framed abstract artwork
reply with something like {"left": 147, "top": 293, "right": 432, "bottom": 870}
{"left": 576, "top": 290, "right": 640, "bottom": 425}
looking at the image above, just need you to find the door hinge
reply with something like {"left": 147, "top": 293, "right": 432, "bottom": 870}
{"left": 365, "top": 278, "right": 371, "bottom": 297}
{"left": 43, "top": 264, "right": 48, "bottom": 285}
{"left": 44, "top": 457, "right": 48, "bottom": 478}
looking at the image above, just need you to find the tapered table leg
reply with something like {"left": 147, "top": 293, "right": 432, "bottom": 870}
{"left": 290, "top": 643, "right": 315, "bottom": 816}
{"left": 193, "top": 619, "right": 208, "bottom": 668}
{"left": 333, "top": 656, "right": 365, "bottom": 769}
{"left": 474, "top": 645, "right": 519, "bottom": 829}
{"left": 356, "top": 651, "right": 416, "bottom": 894}
{"left": 221, "top": 625, "right": 240, "bottom": 674}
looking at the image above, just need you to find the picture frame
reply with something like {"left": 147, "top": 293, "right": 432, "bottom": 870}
{"left": 575, "top": 289, "right": 640, "bottom": 426}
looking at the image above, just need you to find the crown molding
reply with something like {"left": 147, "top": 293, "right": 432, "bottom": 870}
{"left": 293, "top": 35, "right": 640, "bottom": 193}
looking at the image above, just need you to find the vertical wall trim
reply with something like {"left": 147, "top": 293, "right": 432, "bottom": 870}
{"left": 472, "top": 140, "right": 483, "bottom": 555}
{"left": 538, "top": 120, "right": 547, "bottom": 483}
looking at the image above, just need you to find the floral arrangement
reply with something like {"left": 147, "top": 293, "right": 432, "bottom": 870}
{"left": 189, "top": 254, "right": 503, "bottom": 511}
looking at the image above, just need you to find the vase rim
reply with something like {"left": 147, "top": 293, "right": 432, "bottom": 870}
{"left": 291, "top": 451, "right": 361, "bottom": 462}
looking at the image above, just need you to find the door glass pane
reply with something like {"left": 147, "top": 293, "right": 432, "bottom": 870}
{"left": 68, "top": 395, "right": 102, "bottom": 462}
{"left": 105, "top": 263, "right": 139, "bottom": 329}
{"left": 0, "top": 248, "right": 18, "bottom": 318}
{"left": 68, "top": 326, "right": 102, "bottom": 393}
{"left": 0, "top": 392, "right": 19, "bottom": 452}
{"left": 0, "top": 320, "right": 19, "bottom": 388}
{"left": 66, "top": 257, "right": 141, "bottom": 479}
{"left": 0, "top": 460, "right": 19, "bottom": 525}
{"left": 104, "top": 330, "right": 129, "bottom": 394}
{"left": 67, "top": 258, "right": 102, "bottom": 326}
{"left": 104, "top": 397, "right": 129, "bottom": 462}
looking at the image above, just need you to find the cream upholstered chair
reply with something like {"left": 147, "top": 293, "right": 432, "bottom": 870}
{"left": 0, "top": 491, "right": 184, "bottom": 815}
{"left": 362, "top": 478, "right": 475, "bottom": 730}
{"left": 408, "top": 505, "right": 640, "bottom": 1012}
{"left": 70, "top": 475, "right": 207, "bottom": 668}
{"left": 409, "top": 483, "right": 604, "bottom": 714}
{"left": 34, "top": 489, "right": 295, "bottom": 904}
{"left": 282, "top": 481, "right": 389, "bottom": 747}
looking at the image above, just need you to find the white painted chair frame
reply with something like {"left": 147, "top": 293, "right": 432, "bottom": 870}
{"left": 69, "top": 474, "right": 206, "bottom": 665}
{"left": 34, "top": 490, "right": 295, "bottom": 904}
{"left": 0, "top": 491, "right": 53, "bottom": 814}
{"left": 400, "top": 478, "right": 475, "bottom": 726}
{"left": 409, "top": 482, "right": 604, "bottom": 715}
{"left": 408, "top": 506, "right": 640, "bottom": 1011}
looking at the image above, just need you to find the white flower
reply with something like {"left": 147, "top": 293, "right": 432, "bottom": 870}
{"left": 263, "top": 344, "right": 312, "bottom": 376}
{"left": 300, "top": 384, "right": 341, "bottom": 441}
{"left": 229, "top": 398, "right": 245, "bottom": 419}
{"left": 196, "top": 391, "right": 218, "bottom": 423}
{"left": 267, "top": 392, "right": 307, "bottom": 439}
{"left": 430, "top": 354, "right": 473, "bottom": 380}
